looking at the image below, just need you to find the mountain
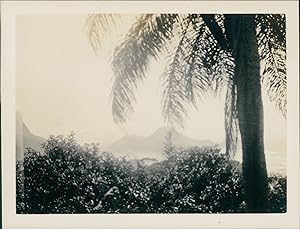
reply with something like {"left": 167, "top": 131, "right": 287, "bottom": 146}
{"left": 105, "top": 127, "right": 214, "bottom": 159}
{"left": 16, "top": 113, "right": 46, "bottom": 161}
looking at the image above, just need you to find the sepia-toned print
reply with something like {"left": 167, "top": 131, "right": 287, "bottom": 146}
{"left": 16, "top": 13, "right": 287, "bottom": 214}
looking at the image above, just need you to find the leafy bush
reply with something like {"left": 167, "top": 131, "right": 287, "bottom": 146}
{"left": 16, "top": 135, "right": 286, "bottom": 214}
{"left": 148, "top": 146, "right": 245, "bottom": 213}
{"left": 268, "top": 174, "right": 287, "bottom": 213}
{"left": 16, "top": 134, "right": 151, "bottom": 214}
{"left": 17, "top": 134, "right": 103, "bottom": 213}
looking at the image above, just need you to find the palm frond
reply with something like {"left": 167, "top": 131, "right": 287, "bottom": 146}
{"left": 161, "top": 14, "right": 235, "bottom": 128}
{"left": 256, "top": 14, "right": 286, "bottom": 47}
{"left": 196, "top": 15, "right": 233, "bottom": 95}
{"left": 261, "top": 43, "right": 286, "bottom": 117}
{"left": 256, "top": 14, "right": 287, "bottom": 117}
{"left": 201, "top": 14, "right": 229, "bottom": 51}
{"left": 224, "top": 69, "right": 239, "bottom": 158}
{"left": 183, "top": 15, "right": 210, "bottom": 104}
{"left": 85, "top": 13, "right": 123, "bottom": 52}
{"left": 161, "top": 14, "right": 199, "bottom": 127}
{"left": 111, "top": 14, "right": 181, "bottom": 123}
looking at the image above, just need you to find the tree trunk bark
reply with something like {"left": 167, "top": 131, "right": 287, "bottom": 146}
{"left": 233, "top": 15, "right": 268, "bottom": 212}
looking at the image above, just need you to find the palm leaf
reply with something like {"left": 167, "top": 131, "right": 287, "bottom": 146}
{"left": 161, "top": 14, "right": 199, "bottom": 127}
{"left": 224, "top": 64, "right": 239, "bottom": 158}
{"left": 256, "top": 14, "right": 287, "bottom": 117}
{"left": 86, "top": 14, "right": 125, "bottom": 52}
{"left": 161, "top": 14, "right": 235, "bottom": 128}
{"left": 111, "top": 14, "right": 181, "bottom": 123}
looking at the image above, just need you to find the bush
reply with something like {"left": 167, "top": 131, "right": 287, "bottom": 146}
{"left": 147, "top": 146, "right": 245, "bottom": 213}
{"left": 16, "top": 135, "right": 286, "bottom": 213}
{"left": 16, "top": 134, "right": 151, "bottom": 214}
{"left": 268, "top": 174, "right": 287, "bottom": 213}
{"left": 17, "top": 134, "right": 103, "bottom": 213}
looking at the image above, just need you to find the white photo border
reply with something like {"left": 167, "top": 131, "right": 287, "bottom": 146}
{"left": 1, "top": 1, "right": 299, "bottom": 228}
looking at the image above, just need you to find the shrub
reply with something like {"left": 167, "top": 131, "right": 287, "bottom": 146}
{"left": 16, "top": 135, "right": 286, "bottom": 213}
{"left": 268, "top": 174, "right": 287, "bottom": 213}
{"left": 147, "top": 146, "right": 245, "bottom": 213}
{"left": 18, "top": 134, "right": 104, "bottom": 213}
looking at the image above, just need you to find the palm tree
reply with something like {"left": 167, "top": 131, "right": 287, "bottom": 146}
{"left": 86, "top": 14, "right": 286, "bottom": 212}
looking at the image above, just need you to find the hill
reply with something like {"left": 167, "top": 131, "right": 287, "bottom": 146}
{"left": 16, "top": 113, "right": 46, "bottom": 160}
{"left": 105, "top": 126, "right": 214, "bottom": 159}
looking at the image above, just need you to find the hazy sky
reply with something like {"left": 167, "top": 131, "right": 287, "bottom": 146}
{"left": 16, "top": 14, "right": 286, "bottom": 153}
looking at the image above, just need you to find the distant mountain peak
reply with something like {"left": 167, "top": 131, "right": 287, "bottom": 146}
{"left": 106, "top": 127, "right": 215, "bottom": 160}
{"left": 150, "top": 126, "right": 178, "bottom": 136}
{"left": 16, "top": 114, "right": 46, "bottom": 160}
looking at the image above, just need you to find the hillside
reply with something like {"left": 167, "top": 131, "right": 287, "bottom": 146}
{"left": 16, "top": 113, "right": 46, "bottom": 160}
{"left": 105, "top": 127, "right": 214, "bottom": 159}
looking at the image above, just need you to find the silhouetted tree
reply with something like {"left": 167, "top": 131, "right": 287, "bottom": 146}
{"left": 86, "top": 13, "right": 286, "bottom": 212}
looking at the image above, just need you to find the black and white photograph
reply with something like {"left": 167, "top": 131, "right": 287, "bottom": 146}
{"left": 1, "top": 1, "right": 299, "bottom": 229}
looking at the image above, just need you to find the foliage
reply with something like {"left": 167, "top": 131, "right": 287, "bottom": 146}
{"left": 256, "top": 14, "right": 286, "bottom": 117}
{"left": 147, "top": 146, "right": 245, "bottom": 213}
{"left": 268, "top": 174, "right": 287, "bottom": 213}
{"left": 16, "top": 135, "right": 286, "bottom": 213}
{"left": 86, "top": 14, "right": 286, "bottom": 159}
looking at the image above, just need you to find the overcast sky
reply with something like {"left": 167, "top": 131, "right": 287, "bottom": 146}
{"left": 16, "top": 14, "right": 286, "bottom": 154}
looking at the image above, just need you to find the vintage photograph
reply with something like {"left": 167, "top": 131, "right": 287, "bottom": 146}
{"left": 15, "top": 13, "right": 288, "bottom": 215}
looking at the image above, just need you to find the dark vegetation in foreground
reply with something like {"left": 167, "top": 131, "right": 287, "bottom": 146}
{"left": 16, "top": 135, "right": 286, "bottom": 214}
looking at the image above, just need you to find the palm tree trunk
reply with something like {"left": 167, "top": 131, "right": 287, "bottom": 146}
{"left": 233, "top": 15, "right": 268, "bottom": 212}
